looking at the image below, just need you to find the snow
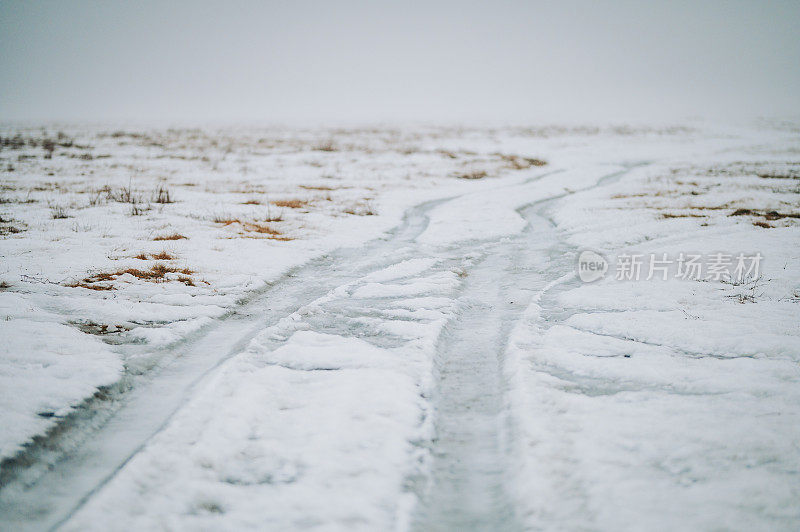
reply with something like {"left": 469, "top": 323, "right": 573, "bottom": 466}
{"left": 0, "top": 294, "right": 122, "bottom": 459}
{"left": 62, "top": 332, "right": 427, "bottom": 531}
{"left": 1, "top": 122, "right": 799, "bottom": 530}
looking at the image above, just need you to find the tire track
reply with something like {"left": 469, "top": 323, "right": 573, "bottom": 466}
{"left": 0, "top": 197, "right": 449, "bottom": 531}
{"left": 412, "top": 163, "right": 643, "bottom": 531}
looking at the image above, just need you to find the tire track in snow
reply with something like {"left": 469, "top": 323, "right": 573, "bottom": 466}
{"left": 0, "top": 197, "right": 450, "bottom": 531}
{"left": 0, "top": 164, "right": 639, "bottom": 531}
{"left": 412, "top": 163, "right": 643, "bottom": 531}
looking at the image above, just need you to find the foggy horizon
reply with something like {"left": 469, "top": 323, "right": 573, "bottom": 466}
{"left": 2, "top": 0, "right": 799, "bottom": 125}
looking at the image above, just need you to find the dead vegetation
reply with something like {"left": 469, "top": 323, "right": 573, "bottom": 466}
{"left": 151, "top": 250, "right": 176, "bottom": 260}
{"left": 213, "top": 217, "right": 291, "bottom": 240}
{"left": 0, "top": 218, "right": 25, "bottom": 235}
{"left": 153, "top": 233, "right": 188, "bottom": 241}
{"left": 50, "top": 206, "right": 70, "bottom": 220}
{"left": 495, "top": 154, "right": 547, "bottom": 170}
{"left": 152, "top": 185, "right": 174, "bottom": 204}
{"left": 135, "top": 251, "right": 177, "bottom": 260}
{"left": 272, "top": 199, "right": 308, "bottom": 209}
{"left": 314, "top": 140, "right": 337, "bottom": 152}
{"left": 343, "top": 201, "right": 377, "bottom": 216}
{"left": 263, "top": 211, "right": 284, "bottom": 222}
{"left": 299, "top": 185, "right": 336, "bottom": 191}
{"left": 0, "top": 132, "right": 79, "bottom": 152}
{"left": 213, "top": 215, "right": 240, "bottom": 225}
{"left": 457, "top": 170, "right": 488, "bottom": 180}
{"left": 71, "top": 321, "right": 131, "bottom": 335}
{"left": 68, "top": 263, "right": 196, "bottom": 289}
{"left": 661, "top": 213, "right": 705, "bottom": 219}
{"left": 729, "top": 208, "right": 800, "bottom": 221}
{"left": 241, "top": 199, "right": 262, "bottom": 205}
{"left": 64, "top": 281, "right": 115, "bottom": 291}
{"left": 130, "top": 204, "right": 149, "bottom": 216}
{"left": 722, "top": 276, "right": 765, "bottom": 304}
{"left": 758, "top": 172, "right": 799, "bottom": 179}
{"left": 609, "top": 161, "right": 800, "bottom": 231}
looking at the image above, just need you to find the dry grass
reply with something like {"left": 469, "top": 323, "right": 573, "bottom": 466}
{"left": 272, "top": 199, "right": 308, "bottom": 209}
{"left": 76, "top": 264, "right": 195, "bottom": 288}
{"left": 0, "top": 281, "right": 11, "bottom": 289}
{"left": 137, "top": 250, "right": 178, "bottom": 260}
{"left": 152, "top": 185, "right": 174, "bottom": 204}
{"left": 299, "top": 185, "right": 336, "bottom": 191}
{"left": 110, "top": 184, "right": 141, "bottom": 204}
{"left": 130, "top": 204, "right": 148, "bottom": 216}
{"left": 241, "top": 199, "right": 262, "bottom": 205}
{"left": 214, "top": 217, "right": 292, "bottom": 240}
{"left": 730, "top": 208, "right": 800, "bottom": 220}
{"left": 314, "top": 140, "right": 337, "bottom": 152}
{"left": 50, "top": 206, "right": 70, "bottom": 219}
{"left": 153, "top": 233, "right": 187, "bottom": 241}
{"left": 753, "top": 221, "right": 773, "bottom": 228}
{"left": 496, "top": 154, "right": 547, "bottom": 170}
{"left": 65, "top": 282, "right": 115, "bottom": 291}
{"left": 242, "top": 222, "right": 280, "bottom": 234}
{"left": 343, "top": 201, "right": 377, "bottom": 216}
{"left": 242, "top": 222, "right": 292, "bottom": 239}
{"left": 0, "top": 224, "right": 24, "bottom": 235}
{"left": 765, "top": 211, "right": 800, "bottom": 220}
{"left": 757, "top": 171, "right": 799, "bottom": 180}
{"left": 213, "top": 214, "right": 240, "bottom": 225}
{"left": 661, "top": 213, "right": 706, "bottom": 219}
{"left": 457, "top": 170, "right": 488, "bottom": 180}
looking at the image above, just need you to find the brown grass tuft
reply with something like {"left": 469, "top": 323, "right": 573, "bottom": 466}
{"left": 151, "top": 250, "right": 176, "bottom": 260}
{"left": 241, "top": 199, "right": 262, "bottom": 205}
{"left": 152, "top": 185, "right": 174, "bottom": 204}
{"left": 153, "top": 233, "right": 187, "bottom": 241}
{"left": 272, "top": 199, "right": 308, "bottom": 209}
{"left": 243, "top": 222, "right": 281, "bottom": 234}
{"left": 753, "top": 221, "right": 773, "bottom": 228}
{"left": 314, "top": 140, "right": 337, "bottom": 152}
{"left": 661, "top": 213, "right": 706, "bottom": 219}
{"left": 496, "top": 154, "right": 548, "bottom": 170}
{"left": 729, "top": 208, "right": 800, "bottom": 220}
{"left": 213, "top": 216, "right": 241, "bottom": 225}
{"left": 80, "top": 264, "right": 194, "bottom": 285}
{"left": 458, "top": 170, "right": 488, "bottom": 180}
{"left": 65, "top": 282, "right": 115, "bottom": 291}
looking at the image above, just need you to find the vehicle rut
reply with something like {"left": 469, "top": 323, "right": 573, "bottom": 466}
{"left": 0, "top": 164, "right": 639, "bottom": 531}
{"left": 0, "top": 197, "right": 448, "bottom": 531}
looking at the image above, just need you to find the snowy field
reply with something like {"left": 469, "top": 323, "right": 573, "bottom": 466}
{"left": 0, "top": 122, "right": 799, "bottom": 530}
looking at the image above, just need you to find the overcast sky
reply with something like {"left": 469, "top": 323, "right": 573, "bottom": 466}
{"left": 1, "top": 0, "right": 798, "bottom": 124}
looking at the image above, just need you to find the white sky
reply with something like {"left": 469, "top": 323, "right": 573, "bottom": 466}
{"left": 1, "top": 0, "right": 798, "bottom": 124}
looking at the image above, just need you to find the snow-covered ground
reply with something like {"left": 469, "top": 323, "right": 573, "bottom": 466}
{"left": 0, "top": 122, "right": 798, "bottom": 530}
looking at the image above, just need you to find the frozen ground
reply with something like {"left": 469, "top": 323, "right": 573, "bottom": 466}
{"left": 0, "top": 123, "right": 798, "bottom": 530}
